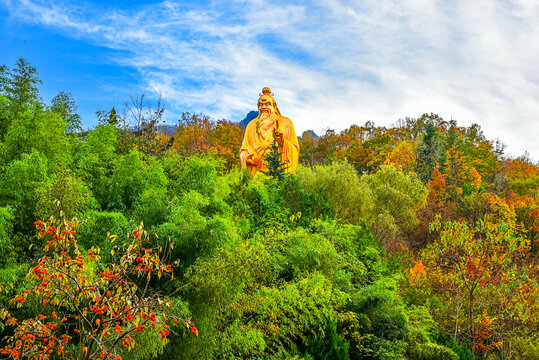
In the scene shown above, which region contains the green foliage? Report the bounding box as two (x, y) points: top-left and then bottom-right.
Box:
(156, 191), (240, 268)
(173, 156), (222, 198)
(278, 228), (341, 282)
(107, 151), (167, 211)
(410, 342), (458, 360)
(311, 220), (383, 287)
(1, 106), (71, 170)
(296, 162), (374, 224)
(277, 175), (334, 223)
(73, 124), (118, 207)
(0, 207), (15, 266)
(0, 150), (48, 233)
(228, 274), (347, 356)
(50, 91), (82, 134)
(406, 307), (459, 360)
(510, 174), (539, 197)
(77, 210), (129, 258)
(0, 60), (71, 168)
(261, 138), (289, 181)
(185, 237), (276, 310)
(361, 165), (428, 243)
(215, 320), (268, 358)
(0, 58), (41, 119)
(0, 94), (9, 141)
(434, 335), (476, 360)
(179, 239), (276, 358)
(303, 319), (350, 360)
(505, 330), (539, 360)
(35, 171), (97, 220)
(225, 173), (285, 231)
(0, 262), (29, 331)
(416, 116), (443, 183)
(131, 187), (169, 229)
(121, 329), (165, 360)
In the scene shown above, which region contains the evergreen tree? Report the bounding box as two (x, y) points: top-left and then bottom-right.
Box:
(416, 119), (442, 183)
(261, 137), (289, 181)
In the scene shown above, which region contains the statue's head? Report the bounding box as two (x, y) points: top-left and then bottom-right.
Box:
(257, 87), (280, 117)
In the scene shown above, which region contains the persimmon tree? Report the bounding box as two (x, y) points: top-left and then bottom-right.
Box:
(0, 219), (196, 360)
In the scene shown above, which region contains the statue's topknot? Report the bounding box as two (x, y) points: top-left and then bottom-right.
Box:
(260, 87), (273, 96)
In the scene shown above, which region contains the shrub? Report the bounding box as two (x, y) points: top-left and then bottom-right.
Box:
(279, 228), (341, 282)
(411, 343), (458, 360)
(296, 163), (374, 225)
(35, 171), (97, 220)
(174, 156), (222, 198)
(107, 151), (167, 211)
(131, 187), (169, 229)
(156, 191), (239, 268)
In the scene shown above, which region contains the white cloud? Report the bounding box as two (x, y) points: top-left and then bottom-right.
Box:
(3, 0), (539, 159)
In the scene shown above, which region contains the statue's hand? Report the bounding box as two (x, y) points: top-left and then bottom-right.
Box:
(274, 131), (284, 145)
(246, 154), (262, 166)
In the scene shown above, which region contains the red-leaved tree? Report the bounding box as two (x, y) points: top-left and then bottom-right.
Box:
(1, 219), (196, 360)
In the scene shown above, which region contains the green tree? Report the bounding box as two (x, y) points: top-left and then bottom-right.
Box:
(1, 105), (71, 170)
(296, 162), (374, 225)
(415, 115), (443, 183)
(0, 207), (15, 266)
(73, 123), (118, 208)
(1, 58), (42, 115)
(261, 138), (289, 181)
(50, 91), (83, 134)
(106, 151), (167, 211)
(0, 150), (48, 234)
(361, 165), (428, 246)
(35, 170), (97, 220)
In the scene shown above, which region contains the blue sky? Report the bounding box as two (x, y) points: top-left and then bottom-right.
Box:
(1, 0), (538, 160)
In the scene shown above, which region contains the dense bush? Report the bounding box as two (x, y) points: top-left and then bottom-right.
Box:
(296, 162), (373, 224)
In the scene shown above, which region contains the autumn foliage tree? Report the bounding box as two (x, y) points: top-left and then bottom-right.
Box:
(173, 113), (243, 170)
(411, 216), (538, 357)
(0, 219), (196, 360)
(502, 156), (539, 251)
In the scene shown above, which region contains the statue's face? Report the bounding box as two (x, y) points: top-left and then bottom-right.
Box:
(258, 95), (276, 118)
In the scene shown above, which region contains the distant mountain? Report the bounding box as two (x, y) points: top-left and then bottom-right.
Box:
(302, 130), (319, 139)
(238, 110), (258, 128)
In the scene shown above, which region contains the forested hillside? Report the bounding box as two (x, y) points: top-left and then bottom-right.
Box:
(0, 59), (537, 360)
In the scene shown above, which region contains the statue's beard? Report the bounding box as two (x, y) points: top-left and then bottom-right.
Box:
(260, 109), (275, 121)
(256, 110), (276, 144)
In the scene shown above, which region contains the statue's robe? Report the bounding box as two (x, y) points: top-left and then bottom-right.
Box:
(240, 114), (300, 176)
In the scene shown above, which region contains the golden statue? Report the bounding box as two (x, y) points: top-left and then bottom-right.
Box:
(240, 87), (300, 176)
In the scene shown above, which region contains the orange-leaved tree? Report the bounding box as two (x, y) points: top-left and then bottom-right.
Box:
(210, 119), (244, 171)
(411, 216), (538, 357)
(0, 219), (196, 360)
